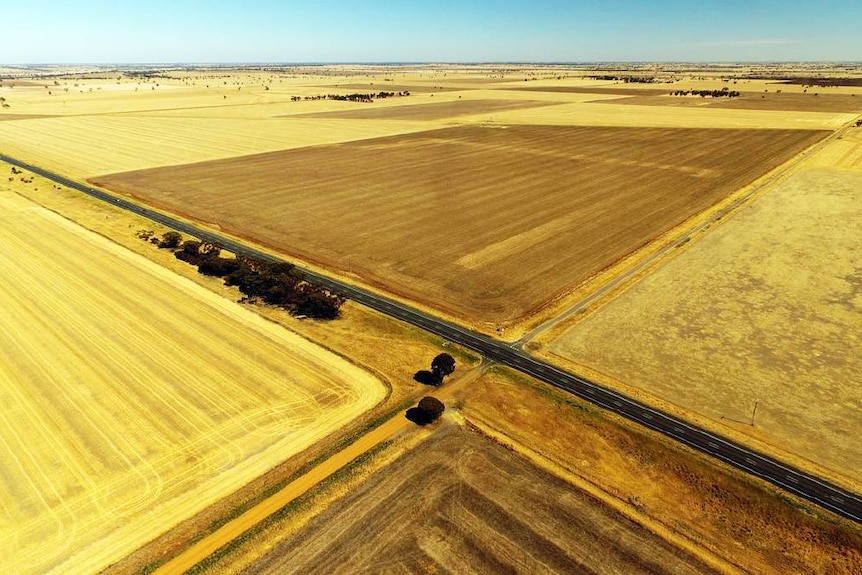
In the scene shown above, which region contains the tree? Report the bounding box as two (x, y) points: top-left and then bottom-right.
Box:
(157, 231), (182, 249)
(431, 353), (456, 378)
(406, 396), (445, 425)
(418, 396), (445, 419)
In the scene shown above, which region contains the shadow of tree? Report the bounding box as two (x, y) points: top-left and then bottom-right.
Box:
(405, 407), (433, 425)
(413, 370), (442, 386)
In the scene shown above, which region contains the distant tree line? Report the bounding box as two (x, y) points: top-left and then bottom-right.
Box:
(125, 70), (174, 80)
(138, 230), (345, 319)
(587, 75), (657, 83)
(670, 88), (740, 98)
(289, 91), (409, 103)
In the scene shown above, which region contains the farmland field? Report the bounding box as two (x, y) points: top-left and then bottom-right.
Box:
(606, 92), (862, 113)
(0, 115), (433, 176)
(299, 98), (561, 120)
(242, 426), (716, 574)
(92, 125), (827, 326)
(0, 190), (385, 574)
(544, 166), (862, 484)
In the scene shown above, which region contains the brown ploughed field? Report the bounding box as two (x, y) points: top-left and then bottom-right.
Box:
(505, 85), (669, 96)
(296, 98), (560, 120)
(241, 426), (716, 575)
(92, 125), (827, 327)
(608, 92), (862, 113)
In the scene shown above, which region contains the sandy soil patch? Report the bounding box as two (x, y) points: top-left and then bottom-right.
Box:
(0, 190), (385, 574)
(91, 125), (826, 328)
(545, 168), (862, 483)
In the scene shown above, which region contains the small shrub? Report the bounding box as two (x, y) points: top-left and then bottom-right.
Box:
(157, 231), (182, 249)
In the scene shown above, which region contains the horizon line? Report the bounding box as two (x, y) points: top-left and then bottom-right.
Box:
(3, 60), (862, 68)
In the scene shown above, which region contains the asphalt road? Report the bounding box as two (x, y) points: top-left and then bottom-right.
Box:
(3, 152), (860, 524)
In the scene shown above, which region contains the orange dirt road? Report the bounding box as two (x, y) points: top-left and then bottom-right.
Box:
(154, 366), (481, 574)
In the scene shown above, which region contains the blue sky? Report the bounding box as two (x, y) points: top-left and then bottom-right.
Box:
(2, 1), (859, 63)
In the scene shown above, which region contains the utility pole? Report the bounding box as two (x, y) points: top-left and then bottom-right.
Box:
(750, 400), (759, 426)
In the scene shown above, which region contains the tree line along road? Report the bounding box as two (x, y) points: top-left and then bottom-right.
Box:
(1, 152), (859, 524)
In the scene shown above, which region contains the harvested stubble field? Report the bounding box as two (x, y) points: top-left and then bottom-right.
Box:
(462, 368), (862, 574)
(0, 190), (385, 574)
(298, 98), (561, 120)
(479, 100), (854, 130)
(241, 426), (716, 575)
(545, 167), (862, 484)
(0, 115), (433, 176)
(92, 125), (827, 327)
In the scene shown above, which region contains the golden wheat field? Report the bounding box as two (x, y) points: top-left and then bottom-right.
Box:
(92, 125), (827, 327)
(545, 163), (862, 485)
(0, 189), (385, 574)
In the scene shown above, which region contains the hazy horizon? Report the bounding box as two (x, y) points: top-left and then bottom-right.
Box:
(4, 60), (862, 67)
(2, 1), (860, 64)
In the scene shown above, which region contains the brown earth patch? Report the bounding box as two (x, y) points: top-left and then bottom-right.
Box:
(240, 425), (717, 575)
(91, 125), (827, 327)
(324, 83), (460, 93)
(294, 98), (560, 120)
(606, 92), (862, 113)
(504, 85), (669, 96)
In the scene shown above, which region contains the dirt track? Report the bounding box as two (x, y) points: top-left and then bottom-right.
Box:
(154, 366), (481, 574)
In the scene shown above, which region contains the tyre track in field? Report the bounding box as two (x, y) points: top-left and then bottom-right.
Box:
(0, 191), (387, 574)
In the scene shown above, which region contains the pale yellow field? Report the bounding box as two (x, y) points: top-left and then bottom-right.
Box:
(477, 100), (855, 130)
(806, 124), (862, 171)
(0, 115), (435, 176)
(544, 160), (862, 485)
(0, 189), (385, 574)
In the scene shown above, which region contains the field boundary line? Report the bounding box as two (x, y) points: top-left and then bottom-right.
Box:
(151, 364), (481, 574)
(466, 415), (744, 575)
(518, 121), (857, 345)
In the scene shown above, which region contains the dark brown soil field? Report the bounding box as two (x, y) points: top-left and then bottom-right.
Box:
(504, 85), (669, 96)
(92, 125), (827, 326)
(776, 77), (862, 87)
(327, 83), (460, 93)
(241, 426), (717, 575)
(296, 98), (560, 120)
(607, 92), (862, 113)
